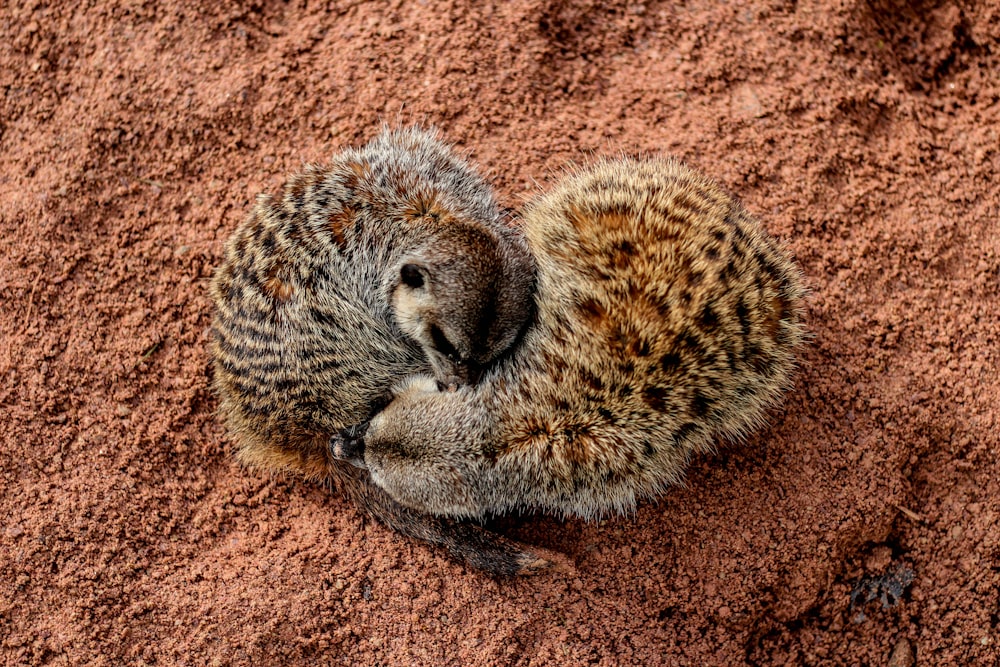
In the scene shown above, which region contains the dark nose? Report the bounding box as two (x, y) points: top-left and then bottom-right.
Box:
(330, 422), (368, 469)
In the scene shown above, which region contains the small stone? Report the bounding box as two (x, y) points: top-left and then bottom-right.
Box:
(731, 84), (765, 119)
(865, 546), (892, 572)
(887, 638), (915, 667)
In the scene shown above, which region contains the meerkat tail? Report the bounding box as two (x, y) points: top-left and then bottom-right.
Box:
(331, 462), (550, 577)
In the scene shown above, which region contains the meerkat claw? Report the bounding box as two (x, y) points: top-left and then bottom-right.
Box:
(331, 423), (368, 469)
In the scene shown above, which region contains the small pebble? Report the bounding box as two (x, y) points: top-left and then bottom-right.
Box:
(887, 637), (915, 667)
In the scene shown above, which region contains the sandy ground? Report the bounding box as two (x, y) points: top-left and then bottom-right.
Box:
(2, 0), (998, 664)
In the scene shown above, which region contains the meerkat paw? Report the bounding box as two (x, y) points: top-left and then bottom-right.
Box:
(330, 422), (368, 469)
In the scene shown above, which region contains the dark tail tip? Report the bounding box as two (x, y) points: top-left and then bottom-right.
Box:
(441, 525), (567, 578)
(514, 553), (553, 576)
(332, 463), (568, 578)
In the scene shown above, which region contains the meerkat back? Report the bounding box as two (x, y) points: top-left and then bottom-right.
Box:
(524, 156), (805, 444)
(499, 157), (806, 513)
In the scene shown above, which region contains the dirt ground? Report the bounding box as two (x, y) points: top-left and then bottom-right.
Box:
(2, 0), (998, 664)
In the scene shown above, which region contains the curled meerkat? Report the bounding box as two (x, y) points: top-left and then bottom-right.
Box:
(335, 156), (806, 521)
(210, 127), (543, 574)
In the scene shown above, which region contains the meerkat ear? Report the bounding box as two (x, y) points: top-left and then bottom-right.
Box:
(400, 263), (428, 289)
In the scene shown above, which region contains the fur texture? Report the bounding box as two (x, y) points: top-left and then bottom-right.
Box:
(346, 156), (807, 520)
(210, 127), (540, 574)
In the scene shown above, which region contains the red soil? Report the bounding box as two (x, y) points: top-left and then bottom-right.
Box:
(2, 1), (998, 664)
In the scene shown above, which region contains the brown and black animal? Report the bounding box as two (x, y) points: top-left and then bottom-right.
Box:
(210, 127), (542, 574)
(335, 156), (806, 523)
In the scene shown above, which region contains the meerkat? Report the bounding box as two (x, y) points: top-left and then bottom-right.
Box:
(209, 127), (544, 574)
(334, 155), (806, 522)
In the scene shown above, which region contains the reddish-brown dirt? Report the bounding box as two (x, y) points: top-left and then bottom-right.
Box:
(2, 1), (998, 664)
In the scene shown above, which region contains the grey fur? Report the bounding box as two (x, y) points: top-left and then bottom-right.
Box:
(210, 127), (542, 575)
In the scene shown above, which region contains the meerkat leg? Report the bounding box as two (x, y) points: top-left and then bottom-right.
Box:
(330, 462), (550, 577)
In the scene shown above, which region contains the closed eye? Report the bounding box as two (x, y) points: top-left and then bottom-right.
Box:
(429, 325), (460, 360)
(400, 264), (425, 289)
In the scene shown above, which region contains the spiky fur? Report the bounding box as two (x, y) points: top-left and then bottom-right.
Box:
(210, 127), (540, 574)
(355, 156), (807, 520)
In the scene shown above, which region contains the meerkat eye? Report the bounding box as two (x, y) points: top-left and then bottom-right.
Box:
(400, 264), (425, 289)
(429, 324), (460, 360)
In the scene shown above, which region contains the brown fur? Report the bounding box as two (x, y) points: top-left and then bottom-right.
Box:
(344, 156), (807, 523)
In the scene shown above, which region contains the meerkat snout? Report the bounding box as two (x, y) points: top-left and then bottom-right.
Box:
(390, 258), (477, 387)
(390, 222), (536, 389)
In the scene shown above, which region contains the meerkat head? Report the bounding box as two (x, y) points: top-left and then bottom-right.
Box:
(331, 376), (489, 518)
(390, 222), (535, 389)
